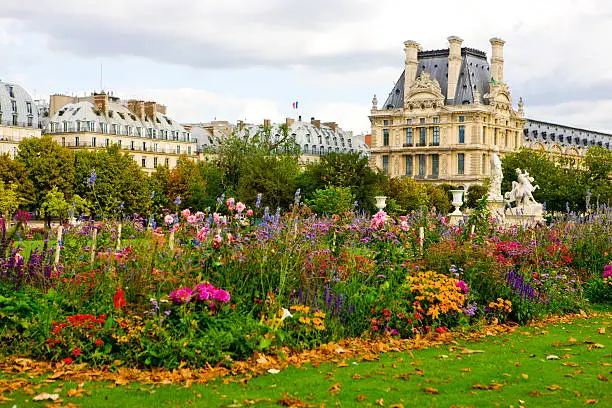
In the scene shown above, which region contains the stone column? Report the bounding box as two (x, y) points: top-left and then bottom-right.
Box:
(403, 41), (420, 106)
(490, 38), (505, 83)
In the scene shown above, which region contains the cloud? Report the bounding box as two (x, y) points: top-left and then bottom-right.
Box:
(115, 86), (286, 125)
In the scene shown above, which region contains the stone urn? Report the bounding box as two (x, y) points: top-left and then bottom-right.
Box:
(449, 190), (464, 216)
(374, 196), (387, 210)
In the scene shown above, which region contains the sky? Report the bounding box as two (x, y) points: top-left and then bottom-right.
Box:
(2, 0), (612, 134)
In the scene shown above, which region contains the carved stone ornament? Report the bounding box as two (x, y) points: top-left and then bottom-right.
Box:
(405, 72), (445, 106)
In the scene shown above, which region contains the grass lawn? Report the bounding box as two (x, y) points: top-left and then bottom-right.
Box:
(1, 308), (611, 407)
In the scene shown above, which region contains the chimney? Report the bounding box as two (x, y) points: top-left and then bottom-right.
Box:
(490, 37), (505, 83)
(286, 117), (295, 127)
(144, 101), (157, 120)
(156, 104), (167, 115)
(323, 122), (337, 132)
(263, 119), (271, 128)
(93, 93), (109, 115)
(403, 40), (420, 104)
(311, 118), (320, 129)
(446, 36), (463, 101)
(127, 100), (145, 119)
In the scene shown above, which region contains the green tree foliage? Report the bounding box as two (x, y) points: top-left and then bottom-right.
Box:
(297, 153), (384, 212)
(39, 186), (87, 225)
(425, 184), (452, 214)
(0, 181), (21, 220)
(197, 161), (225, 211)
(582, 146), (612, 207)
(166, 157), (207, 210)
(0, 154), (35, 207)
(149, 165), (171, 213)
(237, 155), (300, 210)
(381, 177), (429, 215)
(214, 124), (301, 210)
(74, 145), (151, 217)
(306, 185), (355, 216)
(465, 184), (489, 209)
(16, 136), (75, 211)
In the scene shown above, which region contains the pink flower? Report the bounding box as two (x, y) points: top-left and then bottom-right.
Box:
(193, 283), (214, 301)
(181, 209), (191, 218)
(186, 215), (197, 224)
(196, 227), (209, 241)
(195, 211), (205, 220)
(212, 289), (231, 303)
(370, 210), (389, 229)
(604, 264), (612, 279)
(400, 220), (409, 232)
(226, 197), (235, 210)
(164, 214), (174, 225)
(235, 202), (246, 213)
(227, 233), (234, 243)
(246, 209), (254, 217)
(169, 287), (193, 304)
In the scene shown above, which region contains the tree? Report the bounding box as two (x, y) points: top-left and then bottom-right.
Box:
(0, 154), (35, 207)
(382, 177), (429, 214)
(465, 184), (489, 209)
(306, 185), (355, 216)
(236, 154), (300, 210)
(73, 145), (151, 218)
(16, 136), (75, 212)
(582, 146), (612, 208)
(0, 181), (21, 220)
(166, 157), (207, 210)
(39, 187), (87, 227)
(297, 153), (385, 213)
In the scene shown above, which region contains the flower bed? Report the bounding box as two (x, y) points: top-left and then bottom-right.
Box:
(0, 203), (610, 369)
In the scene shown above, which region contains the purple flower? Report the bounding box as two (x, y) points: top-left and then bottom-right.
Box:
(456, 280), (469, 295)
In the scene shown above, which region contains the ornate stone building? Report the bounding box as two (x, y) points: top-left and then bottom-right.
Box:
(524, 119), (612, 156)
(370, 36), (525, 188)
(45, 92), (198, 174)
(0, 80), (42, 157)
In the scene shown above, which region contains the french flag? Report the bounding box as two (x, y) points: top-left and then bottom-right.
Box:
(292, 101), (298, 109)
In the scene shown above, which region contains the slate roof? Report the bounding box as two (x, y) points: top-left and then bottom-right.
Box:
(382, 48), (491, 109)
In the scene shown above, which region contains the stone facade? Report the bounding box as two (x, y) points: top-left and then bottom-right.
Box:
(370, 36), (525, 189)
(45, 93), (198, 174)
(0, 81), (42, 157)
(524, 119), (612, 157)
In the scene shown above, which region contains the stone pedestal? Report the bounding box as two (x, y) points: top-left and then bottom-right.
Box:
(486, 199), (505, 222)
(504, 203), (544, 225)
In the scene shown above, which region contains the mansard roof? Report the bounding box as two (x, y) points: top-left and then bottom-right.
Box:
(382, 48), (491, 110)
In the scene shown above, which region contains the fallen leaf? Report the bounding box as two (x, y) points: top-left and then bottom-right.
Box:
(528, 391), (542, 397)
(521, 374), (529, 379)
(357, 394), (367, 402)
(337, 361), (349, 368)
(267, 369), (280, 374)
(376, 398), (384, 406)
(598, 328), (606, 334)
(461, 349), (485, 354)
(546, 384), (563, 391)
(568, 337), (577, 343)
(388, 405), (405, 408)
(329, 383), (342, 396)
(563, 362), (579, 367)
(546, 355), (560, 360)
(597, 374), (608, 382)
(584, 399), (598, 405)
(460, 368), (471, 372)
(593, 344), (605, 349)
(421, 387), (438, 394)
(33, 393), (60, 401)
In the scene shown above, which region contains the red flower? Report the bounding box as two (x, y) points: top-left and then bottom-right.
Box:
(95, 339), (103, 347)
(114, 288), (126, 309)
(72, 348), (82, 357)
(63, 357), (73, 365)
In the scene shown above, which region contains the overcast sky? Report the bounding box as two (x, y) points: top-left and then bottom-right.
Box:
(2, 0), (611, 134)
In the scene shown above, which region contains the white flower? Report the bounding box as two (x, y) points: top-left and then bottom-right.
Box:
(280, 308), (293, 321)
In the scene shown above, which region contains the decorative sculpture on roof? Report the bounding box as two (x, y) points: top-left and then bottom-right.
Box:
(409, 72), (442, 94)
(504, 168), (539, 207)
